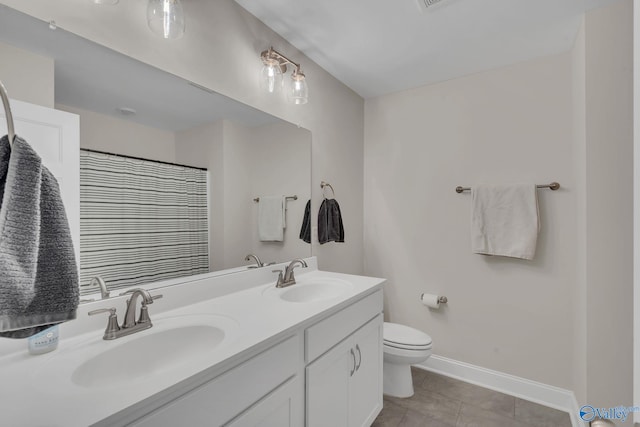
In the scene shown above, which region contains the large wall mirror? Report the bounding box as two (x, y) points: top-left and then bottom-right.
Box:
(0, 5), (312, 299)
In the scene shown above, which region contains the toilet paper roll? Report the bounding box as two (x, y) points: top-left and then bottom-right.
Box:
(421, 293), (441, 309)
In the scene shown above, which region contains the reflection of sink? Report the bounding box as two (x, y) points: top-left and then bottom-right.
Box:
(72, 324), (225, 388)
(265, 278), (352, 303)
(35, 314), (238, 391)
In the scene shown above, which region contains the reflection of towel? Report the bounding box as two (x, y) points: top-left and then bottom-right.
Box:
(299, 200), (311, 243)
(318, 198), (344, 244)
(471, 183), (540, 260)
(0, 135), (79, 338)
(259, 196), (285, 242)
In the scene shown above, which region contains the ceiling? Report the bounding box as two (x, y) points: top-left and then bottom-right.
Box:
(235, 0), (623, 99)
(0, 5), (277, 131)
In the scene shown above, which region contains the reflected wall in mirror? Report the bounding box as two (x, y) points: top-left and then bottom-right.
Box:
(0, 5), (312, 298)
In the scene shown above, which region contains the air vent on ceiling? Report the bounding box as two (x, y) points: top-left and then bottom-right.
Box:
(415, 0), (447, 13)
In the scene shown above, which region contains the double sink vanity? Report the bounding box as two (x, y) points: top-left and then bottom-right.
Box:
(0, 257), (385, 427)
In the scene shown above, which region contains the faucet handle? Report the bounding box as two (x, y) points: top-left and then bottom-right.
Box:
(137, 294), (162, 324)
(88, 307), (120, 340)
(88, 307), (116, 316)
(272, 269), (284, 285)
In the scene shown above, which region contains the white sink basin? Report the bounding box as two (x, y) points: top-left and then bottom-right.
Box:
(35, 314), (238, 391)
(72, 324), (225, 388)
(264, 277), (353, 303)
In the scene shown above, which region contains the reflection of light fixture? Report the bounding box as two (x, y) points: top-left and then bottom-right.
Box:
(147, 0), (185, 39)
(90, 0), (119, 4)
(260, 47), (308, 105)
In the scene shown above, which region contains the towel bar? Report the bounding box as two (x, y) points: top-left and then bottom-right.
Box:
(455, 182), (560, 194)
(253, 195), (298, 203)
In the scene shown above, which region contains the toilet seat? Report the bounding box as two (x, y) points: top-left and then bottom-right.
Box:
(383, 322), (432, 350)
(384, 341), (432, 351)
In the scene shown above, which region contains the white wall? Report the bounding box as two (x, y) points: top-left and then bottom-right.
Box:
(176, 119), (312, 270)
(364, 50), (580, 391)
(364, 0), (634, 413)
(176, 120), (225, 271)
(635, 0), (640, 420)
(222, 120), (254, 268)
(2, 0), (365, 275)
(585, 0), (634, 417)
(249, 121), (311, 264)
(0, 41), (54, 108)
(57, 105), (177, 164)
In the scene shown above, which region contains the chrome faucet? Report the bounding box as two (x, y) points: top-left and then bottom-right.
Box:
(89, 276), (110, 299)
(245, 254), (275, 268)
(273, 259), (308, 288)
(88, 288), (162, 340)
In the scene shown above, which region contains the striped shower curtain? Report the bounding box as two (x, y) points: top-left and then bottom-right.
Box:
(79, 150), (209, 296)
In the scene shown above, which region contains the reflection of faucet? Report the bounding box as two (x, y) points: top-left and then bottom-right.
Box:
(273, 259), (308, 288)
(245, 254), (263, 268)
(88, 288), (163, 340)
(89, 276), (110, 299)
(244, 254), (276, 268)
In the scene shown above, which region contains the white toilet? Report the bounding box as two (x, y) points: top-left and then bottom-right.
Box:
(383, 322), (432, 398)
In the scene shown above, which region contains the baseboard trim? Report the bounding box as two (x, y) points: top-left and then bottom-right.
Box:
(415, 355), (587, 427)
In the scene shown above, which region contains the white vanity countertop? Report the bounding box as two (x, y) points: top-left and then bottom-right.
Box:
(0, 260), (384, 427)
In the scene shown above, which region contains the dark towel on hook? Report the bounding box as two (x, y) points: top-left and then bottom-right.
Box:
(318, 198), (344, 244)
(299, 200), (311, 243)
(0, 135), (79, 339)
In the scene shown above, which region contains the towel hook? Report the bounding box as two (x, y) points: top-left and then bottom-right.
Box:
(321, 181), (335, 199)
(0, 80), (15, 148)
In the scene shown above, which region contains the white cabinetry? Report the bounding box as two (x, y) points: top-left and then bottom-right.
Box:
(304, 290), (384, 427)
(107, 288), (383, 427)
(130, 336), (302, 427)
(306, 315), (383, 427)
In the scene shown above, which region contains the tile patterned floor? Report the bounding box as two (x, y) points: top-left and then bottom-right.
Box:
(373, 368), (573, 427)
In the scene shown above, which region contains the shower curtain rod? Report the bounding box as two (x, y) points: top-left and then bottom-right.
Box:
(455, 182), (560, 193)
(0, 80), (15, 148)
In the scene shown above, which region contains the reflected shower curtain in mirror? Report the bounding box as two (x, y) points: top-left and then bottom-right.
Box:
(79, 150), (209, 296)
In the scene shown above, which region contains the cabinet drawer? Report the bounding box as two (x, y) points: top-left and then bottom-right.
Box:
(305, 290), (382, 363)
(132, 335), (300, 427)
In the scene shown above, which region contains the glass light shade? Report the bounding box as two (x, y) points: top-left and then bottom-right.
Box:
(260, 60), (284, 94)
(289, 74), (308, 105)
(147, 0), (185, 40)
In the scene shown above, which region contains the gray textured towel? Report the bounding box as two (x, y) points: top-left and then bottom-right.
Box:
(0, 135), (78, 338)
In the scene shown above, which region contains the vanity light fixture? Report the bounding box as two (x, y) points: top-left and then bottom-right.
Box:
(147, 0), (185, 39)
(260, 47), (309, 105)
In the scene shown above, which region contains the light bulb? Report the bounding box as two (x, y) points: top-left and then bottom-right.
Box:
(260, 59), (283, 94)
(289, 72), (308, 105)
(147, 0), (185, 39)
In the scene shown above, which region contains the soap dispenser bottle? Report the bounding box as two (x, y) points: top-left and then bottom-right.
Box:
(27, 325), (59, 355)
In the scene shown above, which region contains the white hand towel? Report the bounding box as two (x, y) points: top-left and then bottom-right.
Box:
(259, 196), (285, 242)
(471, 183), (540, 260)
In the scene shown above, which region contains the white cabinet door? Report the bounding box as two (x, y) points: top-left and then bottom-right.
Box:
(226, 377), (303, 427)
(306, 337), (353, 427)
(306, 314), (383, 427)
(349, 315), (383, 427)
(0, 99), (80, 263)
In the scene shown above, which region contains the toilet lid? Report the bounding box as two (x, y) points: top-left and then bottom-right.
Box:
(383, 322), (432, 347)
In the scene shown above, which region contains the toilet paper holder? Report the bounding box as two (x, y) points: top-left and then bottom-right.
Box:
(421, 294), (448, 304)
